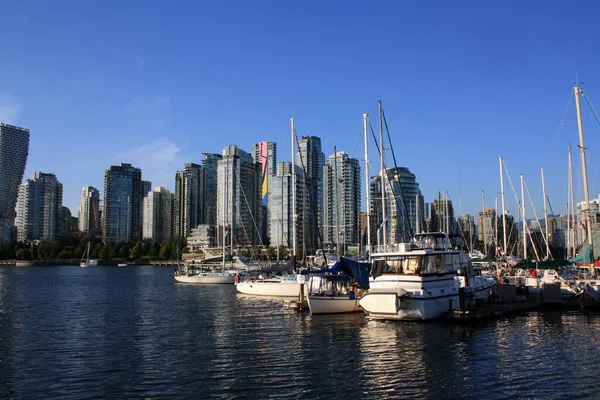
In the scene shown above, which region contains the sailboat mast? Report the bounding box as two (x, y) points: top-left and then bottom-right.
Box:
(574, 85), (594, 247)
(521, 174), (527, 259)
(568, 144), (575, 258)
(222, 160), (228, 270)
(363, 113), (371, 253)
(415, 195), (420, 234)
(495, 196), (499, 256)
(541, 167), (550, 259)
(499, 156), (507, 255)
(481, 191), (486, 252)
(334, 145), (341, 258)
(379, 101), (387, 246)
(291, 117), (297, 258)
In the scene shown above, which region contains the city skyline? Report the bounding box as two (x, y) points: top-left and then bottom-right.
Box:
(4, 2), (600, 220)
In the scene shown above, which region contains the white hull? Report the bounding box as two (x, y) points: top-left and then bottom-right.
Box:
(360, 275), (495, 321)
(308, 296), (362, 314)
(236, 280), (307, 297)
(80, 259), (98, 268)
(175, 273), (235, 284)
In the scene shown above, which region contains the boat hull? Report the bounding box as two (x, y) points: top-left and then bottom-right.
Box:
(175, 273), (235, 284)
(308, 296), (362, 314)
(236, 281), (307, 297)
(359, 291), (458, 320)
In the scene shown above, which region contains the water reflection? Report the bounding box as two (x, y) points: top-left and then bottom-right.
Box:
(0, 266), (599, 399)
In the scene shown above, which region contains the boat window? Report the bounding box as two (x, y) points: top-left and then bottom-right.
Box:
(400, 257), (422, 274)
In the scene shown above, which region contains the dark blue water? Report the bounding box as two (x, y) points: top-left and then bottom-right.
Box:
(1, 266), (599, 399)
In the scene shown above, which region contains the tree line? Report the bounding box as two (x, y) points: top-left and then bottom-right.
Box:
(0, 236), (189, 261)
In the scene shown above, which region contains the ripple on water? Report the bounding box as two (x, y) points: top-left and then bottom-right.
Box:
(1, 266), (600, 399)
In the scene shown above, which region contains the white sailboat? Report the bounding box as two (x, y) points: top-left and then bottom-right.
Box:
(80, 241), (98, 268)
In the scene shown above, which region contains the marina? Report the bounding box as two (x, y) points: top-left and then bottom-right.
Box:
(1, 264), (599, 398)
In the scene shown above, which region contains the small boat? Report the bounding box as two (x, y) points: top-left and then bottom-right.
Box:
(307, 257), (371, 314)
(307, 275), (362, 314)
(235, 274), (307, 296)
(117, 262), (128, 267)
(80, 241), (98, 268)
(175, 264), (236, 284)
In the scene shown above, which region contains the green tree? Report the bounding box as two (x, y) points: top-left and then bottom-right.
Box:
(109, 244), (120, 259)
(149, 241), (159, 258)
(159, 242), (172, 259)
(58, 248), (72, 259)
(16, 248), (32, 260)
(50, 241), (61, 259)
(277, 245), (289, 259)
(130, 241), (144, 259)
(99, 246), (109, 260)
(118, 244), (130, 259)
(265, 246), (276, 260)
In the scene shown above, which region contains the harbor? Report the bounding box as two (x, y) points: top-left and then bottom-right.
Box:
(1, 264), (599, 399)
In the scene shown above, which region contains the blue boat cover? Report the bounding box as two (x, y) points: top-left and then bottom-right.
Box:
(329, 257), (371, 288)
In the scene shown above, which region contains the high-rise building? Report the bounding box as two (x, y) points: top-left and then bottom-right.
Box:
(430, 197), (456, 235)
(0, 123), (30, 245)
(102, 163), (142, 244)
(143, 187), (174, 243)
(296, 136), (324, 252)
(268, 162), (299, 249)
(217, 145), (261, 247)
(477, 208), (496, 247)
(78, 186), (101, 236)
(370, 167), (425, 245)
(252, 141), (277, 245)
(16, 172), (63, 242)
(458, 213), (476, 247)
(174, 163), (203, 239)
(202, 153), (222, 226)
(322, 151), (361, 250)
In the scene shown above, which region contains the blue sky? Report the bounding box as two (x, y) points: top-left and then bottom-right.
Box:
(2, 1), (600, 222)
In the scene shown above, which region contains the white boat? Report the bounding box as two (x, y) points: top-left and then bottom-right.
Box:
(307, 275), (363, 314)
(359, 232), (496, 321)
(117, 262), (128, 267)
(175, 267), (236, 284)
(80, 241), (98, 268)
(235, 274), (308, 297)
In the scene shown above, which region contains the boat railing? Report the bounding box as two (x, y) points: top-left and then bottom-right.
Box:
(373, 243), (410, 253)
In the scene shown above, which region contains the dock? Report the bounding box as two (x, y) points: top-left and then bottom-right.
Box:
(282, 299), (309, 310)
(445, 298), (540, 321)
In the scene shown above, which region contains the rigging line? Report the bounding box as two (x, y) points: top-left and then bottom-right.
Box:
(232, 162), (263, 246)
(551, 90), (574, 159)
(501, 162), (524, 248)
(368, 119), (410, 242)
(523, 179), (551, 260)
(581, 89), (600, 130)
(545, 197), (564, 249)
(294, 131), (326, 260)
(382, 107), (413, 240)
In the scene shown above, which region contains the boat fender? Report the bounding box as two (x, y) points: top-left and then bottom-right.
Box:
(234, 275), (239, 285)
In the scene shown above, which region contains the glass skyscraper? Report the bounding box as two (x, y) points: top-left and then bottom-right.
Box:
(143, 186), (173, 244)
(323, 151), (361, 249)
(0, 123), (30, 245)
(78, 186), (101, 236)
(296, 136), (324, 253)
(103, 163), (143, 244)
(174, 163), (202, 239)
(370, 166), (425, 245)
(16, 172), (63, 242)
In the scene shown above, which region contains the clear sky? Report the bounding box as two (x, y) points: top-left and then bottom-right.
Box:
(2, 0), (600, 222)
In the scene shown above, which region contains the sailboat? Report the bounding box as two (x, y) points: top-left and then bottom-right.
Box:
(80, 241), (98, 267)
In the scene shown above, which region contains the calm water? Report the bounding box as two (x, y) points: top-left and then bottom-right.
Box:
(1, 266), (599, 399)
